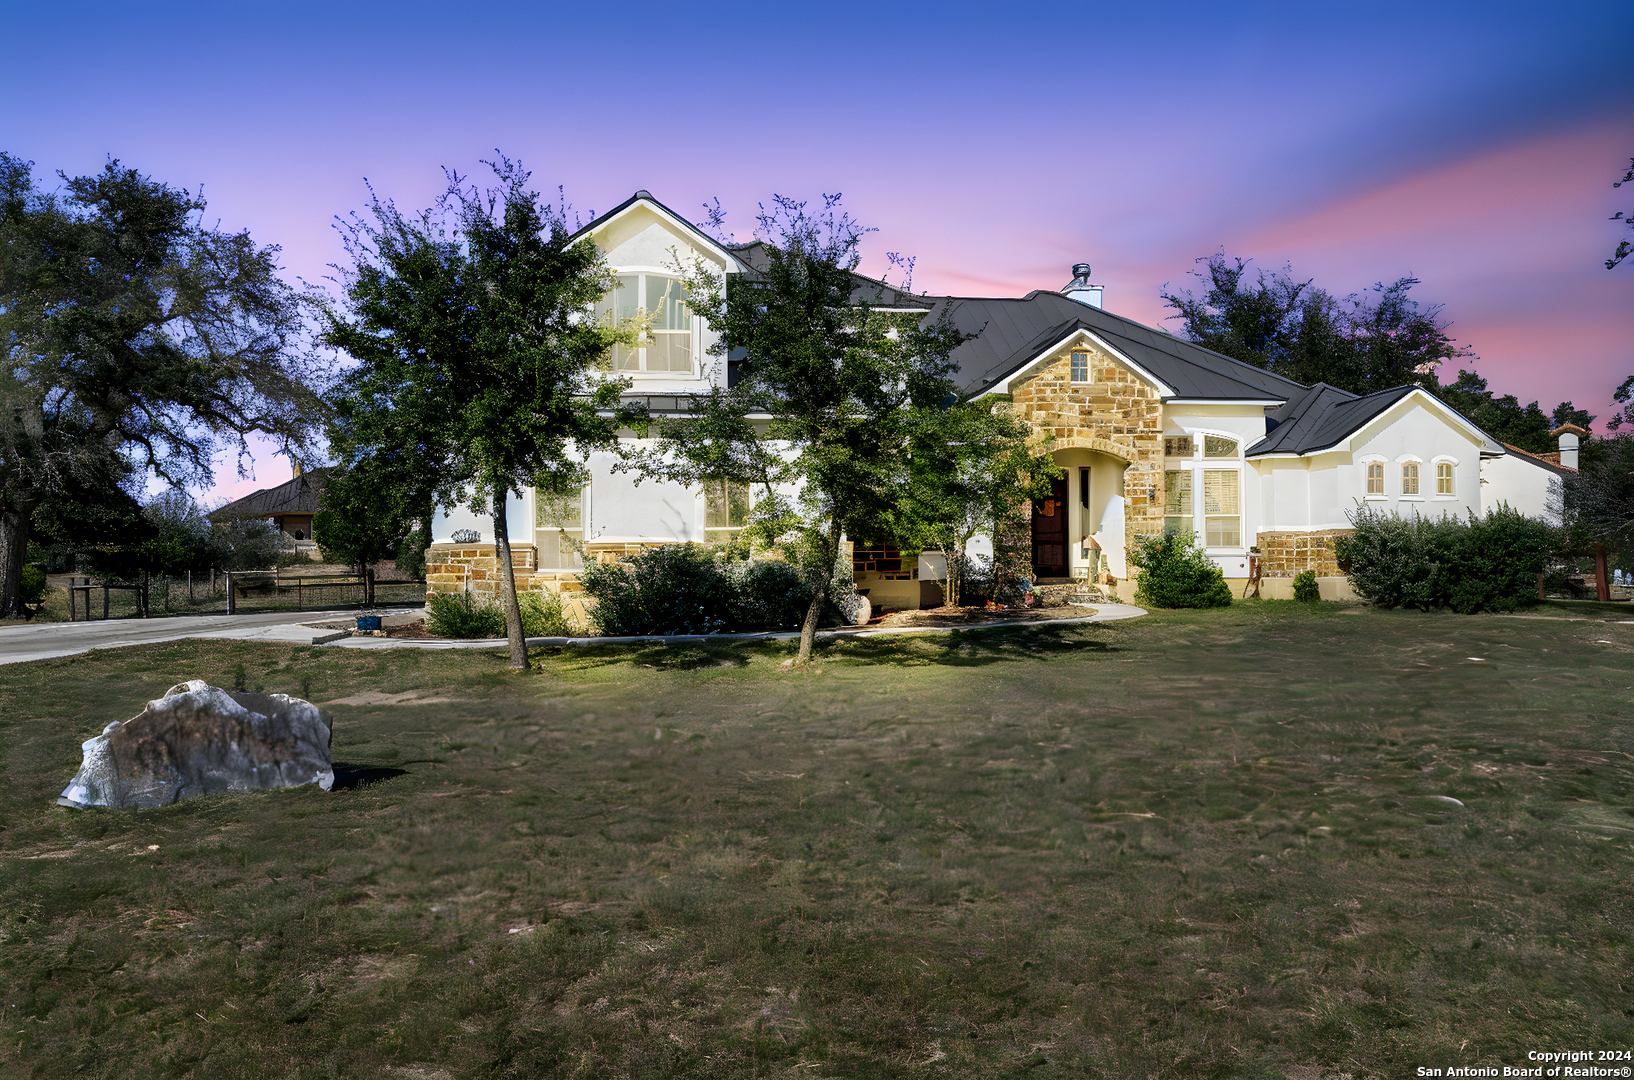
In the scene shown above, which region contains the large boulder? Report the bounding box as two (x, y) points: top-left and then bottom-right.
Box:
(58, 680), (333, 809)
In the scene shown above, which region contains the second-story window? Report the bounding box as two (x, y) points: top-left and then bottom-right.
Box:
(1070, 351), (1089, 382)
(600, 274), (693, 373)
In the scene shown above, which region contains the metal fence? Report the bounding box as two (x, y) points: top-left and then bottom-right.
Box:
(63, 571), (426, 620)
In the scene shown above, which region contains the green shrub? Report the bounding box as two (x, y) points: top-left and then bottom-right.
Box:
(1333, 504), (1557, 613)
(579, 545), (820, 636)
(726, 559), (812, 630)
(1128, 532), (1233, 609)
(1292, 569), (1321, 602)
(20, 565), (49, 607)
(425, 592), (507, 638)
(580, 544), (738, 636)
(518, 591), (573, 637)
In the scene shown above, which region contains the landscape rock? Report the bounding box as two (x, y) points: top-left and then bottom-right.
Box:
(58, 680), (333, 810)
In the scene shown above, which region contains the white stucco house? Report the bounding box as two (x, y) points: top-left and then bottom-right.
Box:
(427, 191), (1572, 608)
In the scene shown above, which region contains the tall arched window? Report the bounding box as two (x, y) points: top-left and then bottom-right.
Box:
(599, 274), (693, 372)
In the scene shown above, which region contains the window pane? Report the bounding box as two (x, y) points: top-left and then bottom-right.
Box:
(1437, 462), (1453, 494)
(648, 276), (689, 331)
(1164, 436), (1193, 458)
(1203, 470), (1238, 515)
(1205, 517), (1240, 548)
(1165, 470), (1192, 516)
(535, 490), (582, 528)
(1203, 435), (1237, 458)
(650, 331), (692, 372)
(1367, 462), (1384, 494)
(1402, 463), (1419, 495)
(1164, 516), (1193, 537)
(1070, 351), (1089, 382)
(705, 479), (751, 530)
(614, 274), (640, 322)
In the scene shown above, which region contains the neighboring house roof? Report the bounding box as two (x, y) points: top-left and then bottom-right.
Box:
(209, 468), (330, 522)
(1501, 442), (1576, 476)
(924, 291), (1309, 402)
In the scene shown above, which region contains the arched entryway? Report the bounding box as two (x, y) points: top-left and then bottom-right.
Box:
(1032, 443), (1130, 581)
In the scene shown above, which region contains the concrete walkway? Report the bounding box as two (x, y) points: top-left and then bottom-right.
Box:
(0, 609), (423, 666)
(0, 603), (1147, 666)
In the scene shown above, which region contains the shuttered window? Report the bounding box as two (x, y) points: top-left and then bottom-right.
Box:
(1366, 462), (1384, 495)
(1203, 470), (1240, 548)
(1436, 462), (1453, 495)
(1402, 462), (1420, 495)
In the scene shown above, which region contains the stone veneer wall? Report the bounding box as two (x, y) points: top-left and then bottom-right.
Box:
(425, 543), (585, 601)
(1255, 530), (1352, 579)
(1007, 341), (1166, 541)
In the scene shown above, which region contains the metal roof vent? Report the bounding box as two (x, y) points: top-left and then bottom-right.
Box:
(1064, 263), (1103, 309)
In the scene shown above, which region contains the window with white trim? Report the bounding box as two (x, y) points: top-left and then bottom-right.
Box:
(1164, 435), (1193, 459)
(535, 487), (585, 569)
(1366, 461), (1384, 495)
(1402, 462), (1420, 495)
(1203, 470), (1241, 547)
(1070, 351), (1089, 383)
(1164, 470), (1193, 537)
(1436, 462), (1454, 495)
(598, 273), (693, 373)
(704, 478), (752, 543)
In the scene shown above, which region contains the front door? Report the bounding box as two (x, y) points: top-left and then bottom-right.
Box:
(1031, 474), (1069, 579)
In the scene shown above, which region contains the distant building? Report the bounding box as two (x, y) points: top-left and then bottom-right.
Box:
(209, 466), (329, 552)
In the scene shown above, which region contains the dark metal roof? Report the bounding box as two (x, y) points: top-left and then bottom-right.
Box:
(1247, 383), (1416, 456)
(925, 291), (1309, 402)
(566, 190), (740, 259)
(726, 240), (936, 310)
(209, 468), (330, 521)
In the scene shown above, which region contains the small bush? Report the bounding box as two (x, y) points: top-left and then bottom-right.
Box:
(518, 591), (573, 637)
(726, 559), (812, 630)
(580, 544), (738, 637)
(1292, 569), (1321, 602)
(1334, 504), (1557, 613)
(1128, 532), (1233, 609)
(425, 592), (507, 638)
(20, 565), (49, 608)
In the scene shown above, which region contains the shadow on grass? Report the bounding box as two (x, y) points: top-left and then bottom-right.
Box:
(536, 623), (1120, 673)
(329, 763), (409, 790)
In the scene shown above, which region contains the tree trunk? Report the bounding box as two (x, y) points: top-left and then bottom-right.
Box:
(796, 518), (842, 664)
(0, 504), (33, 619)
(1596, 543), (1610, 603)
(493, 508), (528, 669)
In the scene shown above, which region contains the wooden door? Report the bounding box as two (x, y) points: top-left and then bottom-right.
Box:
(1031, 474), (1069, 578)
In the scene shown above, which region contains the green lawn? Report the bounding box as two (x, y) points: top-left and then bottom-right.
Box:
(1, 602), (1631, 1079)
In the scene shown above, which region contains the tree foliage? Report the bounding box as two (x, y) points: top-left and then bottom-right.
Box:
(636, 194), (967, 661)
(1127, 532), (1233, 609)
(1561, 432), (1634, 560)
(323, 156), (637, 666)
(1608, 157), (1633, 271)
(0, 152), (327, 615)
(1160, 253), (1472, 395)
(314, 466), (429, 604)
(1434, 370), (1556, 454)
(1334, 504), (1557, 613)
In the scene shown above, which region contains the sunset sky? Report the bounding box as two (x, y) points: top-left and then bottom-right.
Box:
(1, 0), (1628, 502)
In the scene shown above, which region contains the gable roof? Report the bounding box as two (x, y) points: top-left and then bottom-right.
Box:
(726, 240), (936, 311)
(1248, 383), (1416, 456)
(568, 190), (746, 269)
(926, 291), (1308, 402)
(209, 468), (330, 522)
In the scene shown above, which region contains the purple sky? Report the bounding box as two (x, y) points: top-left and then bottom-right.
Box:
(2, 0), (1628, 502)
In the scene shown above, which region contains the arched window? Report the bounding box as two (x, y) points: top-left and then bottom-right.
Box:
(598, 274), (693, 372)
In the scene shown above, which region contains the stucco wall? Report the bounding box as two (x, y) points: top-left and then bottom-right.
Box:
(1480, 451), (1563, 522)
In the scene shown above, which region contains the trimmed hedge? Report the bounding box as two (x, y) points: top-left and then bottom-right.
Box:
(424, 590), (576, 638)
(1333, 505), (1556, 613)
(1128, 532), (1233, 609)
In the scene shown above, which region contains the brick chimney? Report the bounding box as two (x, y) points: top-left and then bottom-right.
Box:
(1551, 423), (1587, 470)
(1064, 263), (1103, 309)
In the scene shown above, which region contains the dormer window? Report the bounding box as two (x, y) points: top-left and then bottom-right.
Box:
(599, 273), (693, 373)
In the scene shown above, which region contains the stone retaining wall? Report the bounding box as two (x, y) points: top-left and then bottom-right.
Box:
(1255, 530), (1352, 579)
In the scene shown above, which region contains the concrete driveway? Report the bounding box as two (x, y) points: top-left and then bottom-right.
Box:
(0, 610), (420, 666)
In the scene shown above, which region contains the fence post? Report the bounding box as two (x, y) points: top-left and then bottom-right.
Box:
(227, 572), (236, 615)
(103, 584), (110, 620)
